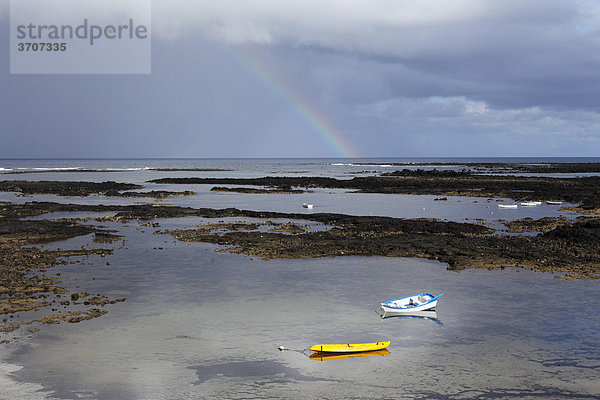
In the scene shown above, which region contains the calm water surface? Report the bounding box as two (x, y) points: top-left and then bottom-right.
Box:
(0, 159), (598, 399)
(0, 217), (597, 399)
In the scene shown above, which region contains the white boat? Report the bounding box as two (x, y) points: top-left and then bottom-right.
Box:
(546, 201), (563, 205)
(302, 203), (313, 209)
(498, 204), (518, 209)
(380, 293), (443, 317)
(520, 201), (541, 206)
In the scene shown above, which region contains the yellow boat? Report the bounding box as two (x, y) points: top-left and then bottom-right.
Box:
(310, 349), (390, 361)
(309, 341), (390, 353)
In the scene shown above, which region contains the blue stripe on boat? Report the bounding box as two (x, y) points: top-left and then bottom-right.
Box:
(381, 293), (443, 309)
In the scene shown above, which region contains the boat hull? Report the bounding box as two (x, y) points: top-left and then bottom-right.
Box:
(309, 341), (390, 353)
(380, 293), (443, 316)
(380, 301), (438, 316)
(520, 201), (541, 206)
(310, 349), (390, 361)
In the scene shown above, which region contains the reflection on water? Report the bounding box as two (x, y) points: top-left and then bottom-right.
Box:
(0, 158), (586, 224)
(0, 159), (599, 399)
(2, 220), (598, 399)
(188, 360), (331, 384)
(309, 349), (391, 362)
(379, 310), (442, 325)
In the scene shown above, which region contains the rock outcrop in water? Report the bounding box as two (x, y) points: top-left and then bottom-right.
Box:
(162, 211), (600, 280)
(0, 181), (193, 198)
(0, 180), (141, 196)
(5, 201), (587, 279)
(210, 186), (309, 194)
(0, 206), (123, 337)
(2, 167), (600, 337)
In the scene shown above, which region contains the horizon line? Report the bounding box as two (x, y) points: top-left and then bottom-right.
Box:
(1, 156), (598, 160)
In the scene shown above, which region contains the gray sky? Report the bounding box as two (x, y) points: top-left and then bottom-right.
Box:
(1, 0), (600, 158)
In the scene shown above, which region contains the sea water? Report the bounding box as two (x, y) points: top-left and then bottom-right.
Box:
(0, 158), (589, 223)
(0, 159), (599, 399)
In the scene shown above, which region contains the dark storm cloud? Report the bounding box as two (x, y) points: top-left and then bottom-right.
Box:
(1, 0), (599, 157)
(266, 10), (600, 112)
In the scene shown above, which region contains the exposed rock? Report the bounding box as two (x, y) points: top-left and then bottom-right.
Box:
(148, 174), (600, 210)
(0, 180), (141, 196)
(211, 186), (308, 194)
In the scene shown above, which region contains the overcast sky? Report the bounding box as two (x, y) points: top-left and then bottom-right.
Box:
(1, 0), (600, 158)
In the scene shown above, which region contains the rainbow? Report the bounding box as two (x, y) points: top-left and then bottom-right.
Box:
(220, 45), (361, 158)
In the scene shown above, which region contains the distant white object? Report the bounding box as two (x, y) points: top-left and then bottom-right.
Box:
(520, 201), (541, 206)
(546, 201), (563, 205)
(302, 203), (313, 209)
(498, 204), (518, 209)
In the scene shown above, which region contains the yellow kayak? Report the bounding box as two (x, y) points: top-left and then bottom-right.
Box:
(310, 349), (390, 361)
(309, 341), (390, 353)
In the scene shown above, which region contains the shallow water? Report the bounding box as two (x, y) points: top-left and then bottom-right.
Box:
(1, 216), (599, 399)
(0, 185), (579, 228)
(1, 159), (599, 399)
(0, 158), (588, 225)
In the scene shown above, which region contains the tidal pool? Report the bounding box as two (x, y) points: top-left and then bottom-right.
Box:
(1, 216), (599, 399)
